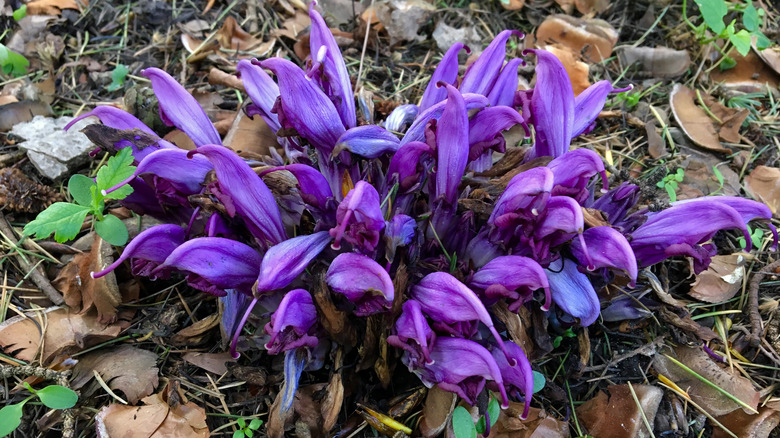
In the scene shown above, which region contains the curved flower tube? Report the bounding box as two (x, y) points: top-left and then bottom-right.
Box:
(572, 80), (615, 137)
(460, 30), (523, 96)
(326, 253), (394, 315)
(154, 237), (262, 296)
(261, 163), (333, 212)
(387, 300), (435, 365)
(487, 58), (525, 107)
(470, 255), (551, 311)
(329, 180), (385, 252)
(419, 42), (469, 112)
(332, 125), (400, 159)
(435, 83), (469, 206)
(102, 149), (213, 199)
(467, 106), (525, 171)
(387, 141), (433, 193)
(546, 258), (600, 326)
(264, 288), (319, 355)
(384, 104), (419, 133)
(401, 93), (489, 146)
(524, 49), (574, 159)
(91, 224), (185, 279)
(142, 68), (222, 147)
(547, 148), (608, 202)
(590, 181), (641, 226)
(237, 59), (281, 131)
(190, 145), (286, 248)
(570, 226), (638, 287)
(256, 231), (332, 293)
(489, 340), (533, 419)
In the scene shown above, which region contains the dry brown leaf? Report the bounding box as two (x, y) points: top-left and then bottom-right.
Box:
(754, 44), (780, 76)
(270, 10), (312, 41)
(499, 0), (525, 11)
(224, 111), (279, 159)
(553, 0), (575, 14)
(321, 369), (344, 433)
(699, 93), (749, 143)
(71, 345), (159, 404)
(0, 95), (18, 106)
(577, 384), (663, 438)
(574, 0), (609, 14)
(183, 16), (274, 61)
(53, 236), (125, 324)
(26, 0), (86, 15)
(169, 313), (220, 346)
(669, 84), (731, 154)
(487, 404), (569, 438)
(714, 407), (780, 438)
(545, 45), (590, 96)
(690, 254), (746, 303)
(659, 307), (719, 341)
(710, 50), (780, 92)
(745, 165), (780, 218)
(646, 120), (667, 159)
(675, 150), (740, 200)
(95, 384), (209, 438)
(420, 385), (457, 438)
(654, 346), (760, 416)
(372, 0), (437, 45)
(535, 15), (618, 62)
(619, 46), (691, 78)
(0, 100), (53, 131)
(0, 306), (127, 364)
(181, 352), (236, 375)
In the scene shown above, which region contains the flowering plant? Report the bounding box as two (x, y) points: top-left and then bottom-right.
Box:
(61, 3), (775, 433)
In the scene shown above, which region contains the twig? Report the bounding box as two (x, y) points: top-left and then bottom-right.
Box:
(747, 258), (780, 346)
(0, 212), (64, 305)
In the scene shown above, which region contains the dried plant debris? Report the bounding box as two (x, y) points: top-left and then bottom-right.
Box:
(577, 384), (663, 438)
(71, 344), (159, 404)
(745, 165), (780, 218)
(689, 254), (746, 303)
(0, 167), (63, 213)
(619, 46), (691, 78)
(535, 15), (618, 62)
(670, 84), (731, 153)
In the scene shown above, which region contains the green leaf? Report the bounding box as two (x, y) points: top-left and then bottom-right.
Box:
(694, 0), (727, 34)
(23, 203), (91, 243)
(742, 0), (759, 32)
(552, 336), (562, 348)
(237, 418), (246, 429)
(36, 385), (78, 409)
(107, 64), (130, 92)
(487, 396), (500, 428)
(754, 31), (771, 50)
(730, 29), (752, 56)
(532, 371), (546, 394)
(245, 429), (253, 438)
(0, 44), (30, 77)
(13, 5), (27, 21)
(719, 56), (737, 70)
(96, 148), (136, 201)
(95, 214), (129, 246)
(674, 168), (685, 181)
(665, 184), (677, 203)
(712, 166), (724, 187)
(232, 431), (245, 438)
(452, 406), (476, 438)
(0, 403), (25, 437)
(475, 417), (485, 435)
(68, 174), (97, 207)
(248, 419), (262, 430)
(751, 228), (764, 248)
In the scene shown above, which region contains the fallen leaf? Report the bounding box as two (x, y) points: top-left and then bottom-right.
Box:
(0, 100), (53, 131)
(646, 121), (667, 159)
(224, 111), (279, 159)
(709, 50), (780, 93)
(169, 313), (220, 347)
(181, 352), (236, 375)
(675, 151), (741, 200)
(654, 346), (760, 416)
(714, 407), (780, 438)
(95, 384), (209, 437)
(207, 67), (245, 92)
(321, 367), (344, 433)
(669, 84), (731, 154)
(574, 0), (609, 14)
(499, 0), (525, 11)
(754, 44), (780, 77)
(270, 10), (311, 41)
(745, 165), (780, 218)
(699, 92), (749, 143)
(690, 255), (746, 303)
(373, 0), (436, 45)
(419, 385), (457, 438)
(182, 16), (275, 61)
(577, 384), (663, 438)
(535, 15), (618, 62)
(493, 301), (535, 359)
(545, 44), (590, 95)
(487, 404), (569, 438)
(619, 46), (691, 78)
(71, 345), (159, 404)
(0, 306), (127, 364)
(26, 0), (86, 15)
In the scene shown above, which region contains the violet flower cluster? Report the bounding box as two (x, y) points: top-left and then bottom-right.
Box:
(70, 3), (776, 422)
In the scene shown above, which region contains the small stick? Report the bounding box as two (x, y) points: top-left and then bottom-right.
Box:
(0, 212), (64, 305)
(747, 258), (780, 346)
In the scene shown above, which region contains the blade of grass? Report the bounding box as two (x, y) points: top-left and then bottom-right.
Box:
(627, 382), (656, 438)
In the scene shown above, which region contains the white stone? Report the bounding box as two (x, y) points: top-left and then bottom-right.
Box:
(11, 115), (97, 180)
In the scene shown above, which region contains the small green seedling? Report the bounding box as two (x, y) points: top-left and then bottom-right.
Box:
(656, 168), (684, 203)
(552, 327), (577, 348)
(0, 383), (78, 437)
(686, 0), (770, 69)
(107, 64), (130, 92)
(233, 417), (263, 438)
(13, 5), (27, 21)
(738, 224), (764, 250)
(0, 44), (29, 77)
(452, 396), (501, 438)
(24, 148), (136, 246)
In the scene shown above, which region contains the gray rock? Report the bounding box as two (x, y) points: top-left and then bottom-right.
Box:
(433, 22), (481, 52)
(374, 0), (436, 45)
(11, 115), (97, 180)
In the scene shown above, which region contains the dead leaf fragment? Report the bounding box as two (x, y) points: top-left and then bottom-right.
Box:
(709, 50), (780, 93)
(745, 165), (780, 218)
(699, 92), (749, 143)
(224, 111), (279, 158)
(419, 385), (457, 438)
(619, 46), (691, 78)
(535, 15), (618, 62)
(0, 306), (126, 364)
(654, 346), (760, 416)
(181, 352), (236, 375)
(755, 44), (780, 77)
(373, 0), (436, 45)
(690, 254), (746, 303)
(577, 384), (663, 438)
(669, 84), (731, 154)
(714, 407), (780, 438)
(95, 384), (209, 438)
(26, 0), (86, 16)
(487, 404), (569, 438)
(170, 313), (220, 346)
(71, 345), (159, 404)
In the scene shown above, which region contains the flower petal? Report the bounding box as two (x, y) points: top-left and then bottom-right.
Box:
(387, 300), (435, 365)
(262, 163), (333, 211)
(487, 58), (524, 107)
(142, 67), (222, 146)
(435, 84), (469, 206)
(570, 226), (638, 287)
(256, 231), (332, 293)
(468, 106), (525, 161)
(401, 93), (489, 145)
(546, 258), (600, 326)
(332, 125), (400, 159)
(103, 148), (213, 197)
(326, 253), (394, 316)
(238, 59), (281, 131)
(526, 49), (574, 158)
(490, 341), (533, 419)
(384, 104), (419, 133)
(419, 42), (468, 112)
(460, 30), (523, 96)
(91, 224), (185, 279)
(265, 289), (318, 355)
(572, 80), (614, 138)
(387, 141), (433, 193)
(470, 255), (551, 311)
(329, 180), (385, 252)
(547, 148), (608, 201)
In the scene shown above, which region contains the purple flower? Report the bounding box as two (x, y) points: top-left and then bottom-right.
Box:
(237, 59), (281, 131)
(467, 106), (525, 172)
(142, 68), (222, 147)
(590, 182), (640, 225)
(387, 300), (435, 365)
(419, 42), (468, 112)
(408, 337), (509, 408)
(308, 2), (355, 129)
(384, 104), (419, 133)
(388, 141), (433, 194)
(672, 196), (778, 248)
(546, 258), (600, 326)
(91, 224), (185, 279)
(256, 231), (332, 294)
(547, 149), (608, 203)
(434, 84), (469, 207)
(460, 30), (523, 96)
(329, 181), (385, 252)
(470, 255), (551, 311)
(570, 226), (638, 287)
(326, 253), (394, 316)
(332, 125), (400, 159)
(385, 214), (417, 259)
(264, 288), (319, 355)
(190, 145), (287, 248)
(489, 340), (533, 419)
(487, 58), (524, 107)
(412, 272), (513, 362)
(154, 237), (262, 296)
(261, 164), (334, 212)
(573, 80), (617, 137)
(401, 93), (489, 146)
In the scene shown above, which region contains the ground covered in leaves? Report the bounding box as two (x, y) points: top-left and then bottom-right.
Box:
(1, 0), (780, 437)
